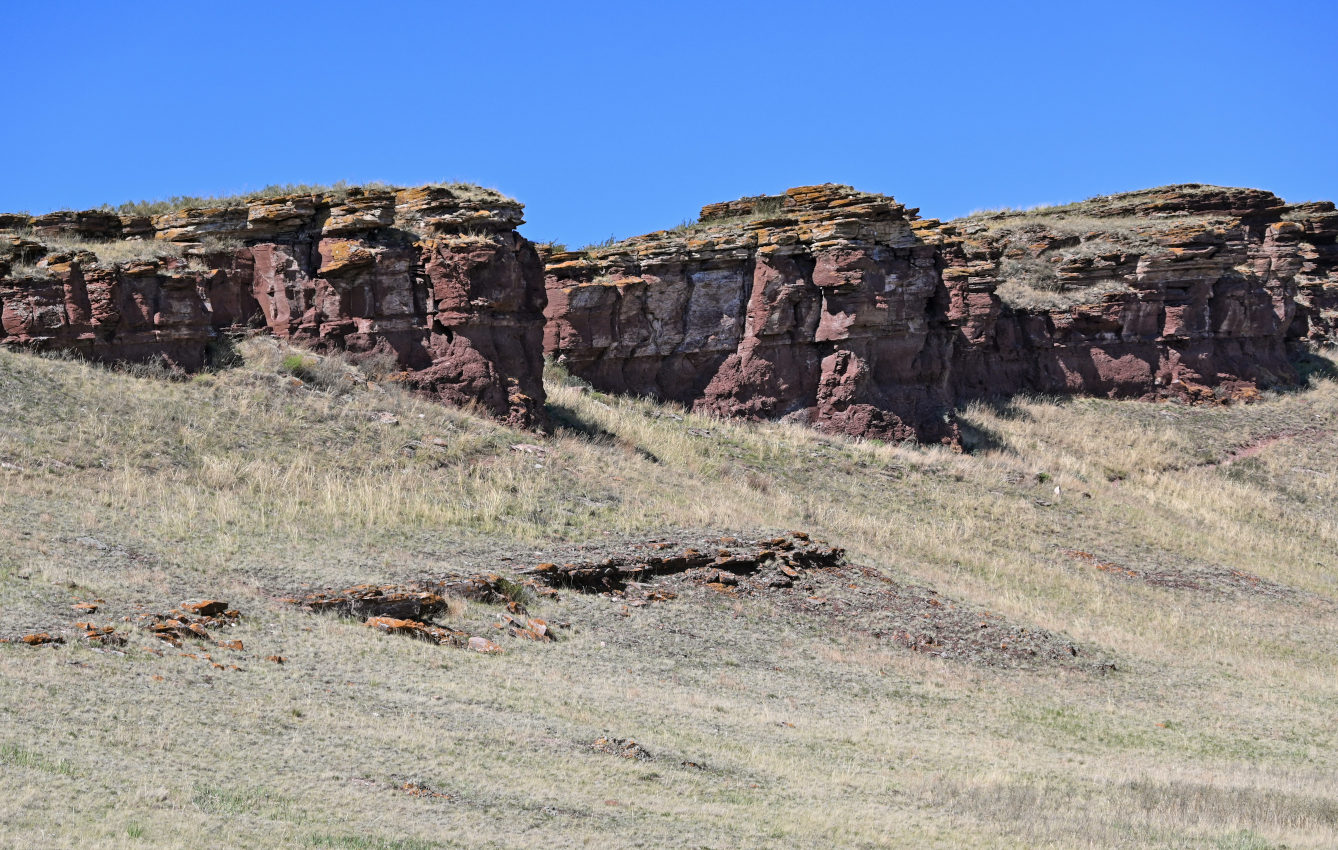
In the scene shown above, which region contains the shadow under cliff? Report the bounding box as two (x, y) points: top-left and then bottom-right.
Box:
(546, 400), (661, 463)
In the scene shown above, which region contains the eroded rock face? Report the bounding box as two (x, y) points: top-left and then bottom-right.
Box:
(545, 186), (959, 441)
(546, 184), (1338, 441)
(0, 185), (547, 429)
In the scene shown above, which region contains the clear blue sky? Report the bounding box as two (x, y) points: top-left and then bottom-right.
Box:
(3, 1), (1334, 246)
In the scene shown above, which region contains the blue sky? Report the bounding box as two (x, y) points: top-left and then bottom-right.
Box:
(2, 1), (1334, 246)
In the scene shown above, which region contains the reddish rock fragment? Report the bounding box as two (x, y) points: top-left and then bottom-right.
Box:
(18, 633), (63, 646)
(180, 599), (228, 617)
(78, 624), (124, 647)
(591, 736), (652, 761)
(466, 636), (504, 654)
(364, 616), (467, 647)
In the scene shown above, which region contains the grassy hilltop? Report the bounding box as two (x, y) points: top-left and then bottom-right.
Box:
(1, 341), (1337, 849)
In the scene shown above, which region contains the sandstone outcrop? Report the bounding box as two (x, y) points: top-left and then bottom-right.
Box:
(545, 184), (1338, 441)
(0, 185), (547, 428)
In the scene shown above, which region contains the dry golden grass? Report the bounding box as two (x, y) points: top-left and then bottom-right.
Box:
(1, 344), (1336, 848)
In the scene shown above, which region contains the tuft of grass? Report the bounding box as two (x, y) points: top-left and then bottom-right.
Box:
(0, 742), (77, 776)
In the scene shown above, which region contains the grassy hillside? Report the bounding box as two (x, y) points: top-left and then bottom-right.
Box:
(1, 341), (1336, 849)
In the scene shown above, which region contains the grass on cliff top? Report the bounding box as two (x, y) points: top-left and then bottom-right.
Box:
(65, 181), (510, 218)
(958, 183), (1249, 223)
(1, 341), (1337, 848)
(2, 231), (245, 278)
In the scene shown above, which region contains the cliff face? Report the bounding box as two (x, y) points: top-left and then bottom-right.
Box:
(545, 184), (1338, 442)
(0, 185), (547, 429)
(5, 181), (1334, 441)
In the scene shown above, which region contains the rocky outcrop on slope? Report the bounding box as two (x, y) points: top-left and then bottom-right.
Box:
(545, 186), (957, 440)
(0, 185), (547, 428)
(937, 184), (1338, 407)
(545, 184), (1338, 441)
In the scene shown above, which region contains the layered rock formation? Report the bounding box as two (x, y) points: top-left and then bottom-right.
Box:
(0, 185), (547, 428)
(5, 180), (1334, 441)
(545, 184), (1338, 442)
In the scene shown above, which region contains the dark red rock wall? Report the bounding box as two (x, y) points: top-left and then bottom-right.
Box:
(545, 185), (1338, 442)
(0, 187), (547, 429)
(544, 187), (965, 441)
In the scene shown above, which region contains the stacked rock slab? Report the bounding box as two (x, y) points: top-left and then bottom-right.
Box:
(0, 186), (547, 428)
(932, 185), (1338, 406)
(545, 186), (959, 441)
(545, 184), (1338, 442)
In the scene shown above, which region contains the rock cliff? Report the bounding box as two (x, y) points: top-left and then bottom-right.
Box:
(544, 184), (1338, 442)
(5, 180), (1335, 442)
(0, 185), (547, 428)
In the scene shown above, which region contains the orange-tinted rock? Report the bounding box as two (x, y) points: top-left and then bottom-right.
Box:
(180, 599), (228, 617)
(466, 635), (504, 653)
(17, 632), (63, 646)
(138, 600), (241, 646)
(364, 616), (468, 647)
(78, 624), (125, 646)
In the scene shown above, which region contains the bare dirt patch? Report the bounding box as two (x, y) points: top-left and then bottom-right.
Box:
(1063, 549), (1305, 600)
(529, 533), (1097, 669)
(1202, 427), (1333, 467)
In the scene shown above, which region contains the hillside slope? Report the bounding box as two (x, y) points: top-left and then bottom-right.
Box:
(1, 343), (1337, 849)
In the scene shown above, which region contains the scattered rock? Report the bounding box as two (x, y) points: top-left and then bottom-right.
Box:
(180, 599), (228, 617)
(74, 622), (125, 647)
(364, 616), (468, 647)
(136, 601), (240, 648)
(395, 780), (455, 800)
(288, 586), (448, 621)
(494, 613), (553, 641)
(509, 443), (549, 456)
(467, 636), (504, 654)
(522, 532), (844, 593)
(591, 737), (652, 761)
(6, 632), (64, 646)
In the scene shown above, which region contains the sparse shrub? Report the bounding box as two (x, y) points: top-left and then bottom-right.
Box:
(493, 576), (534, 607)
(999, 257), (1063, 293)
(204, 334), (243, 370)
(353, 351), (402, 381)
(281, 353), (314, 376)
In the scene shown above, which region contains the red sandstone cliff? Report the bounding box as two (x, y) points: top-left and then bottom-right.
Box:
(0, 185), (547, 429)
(5, 181), (1334, 442)
(544, 184), (1338, 442)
